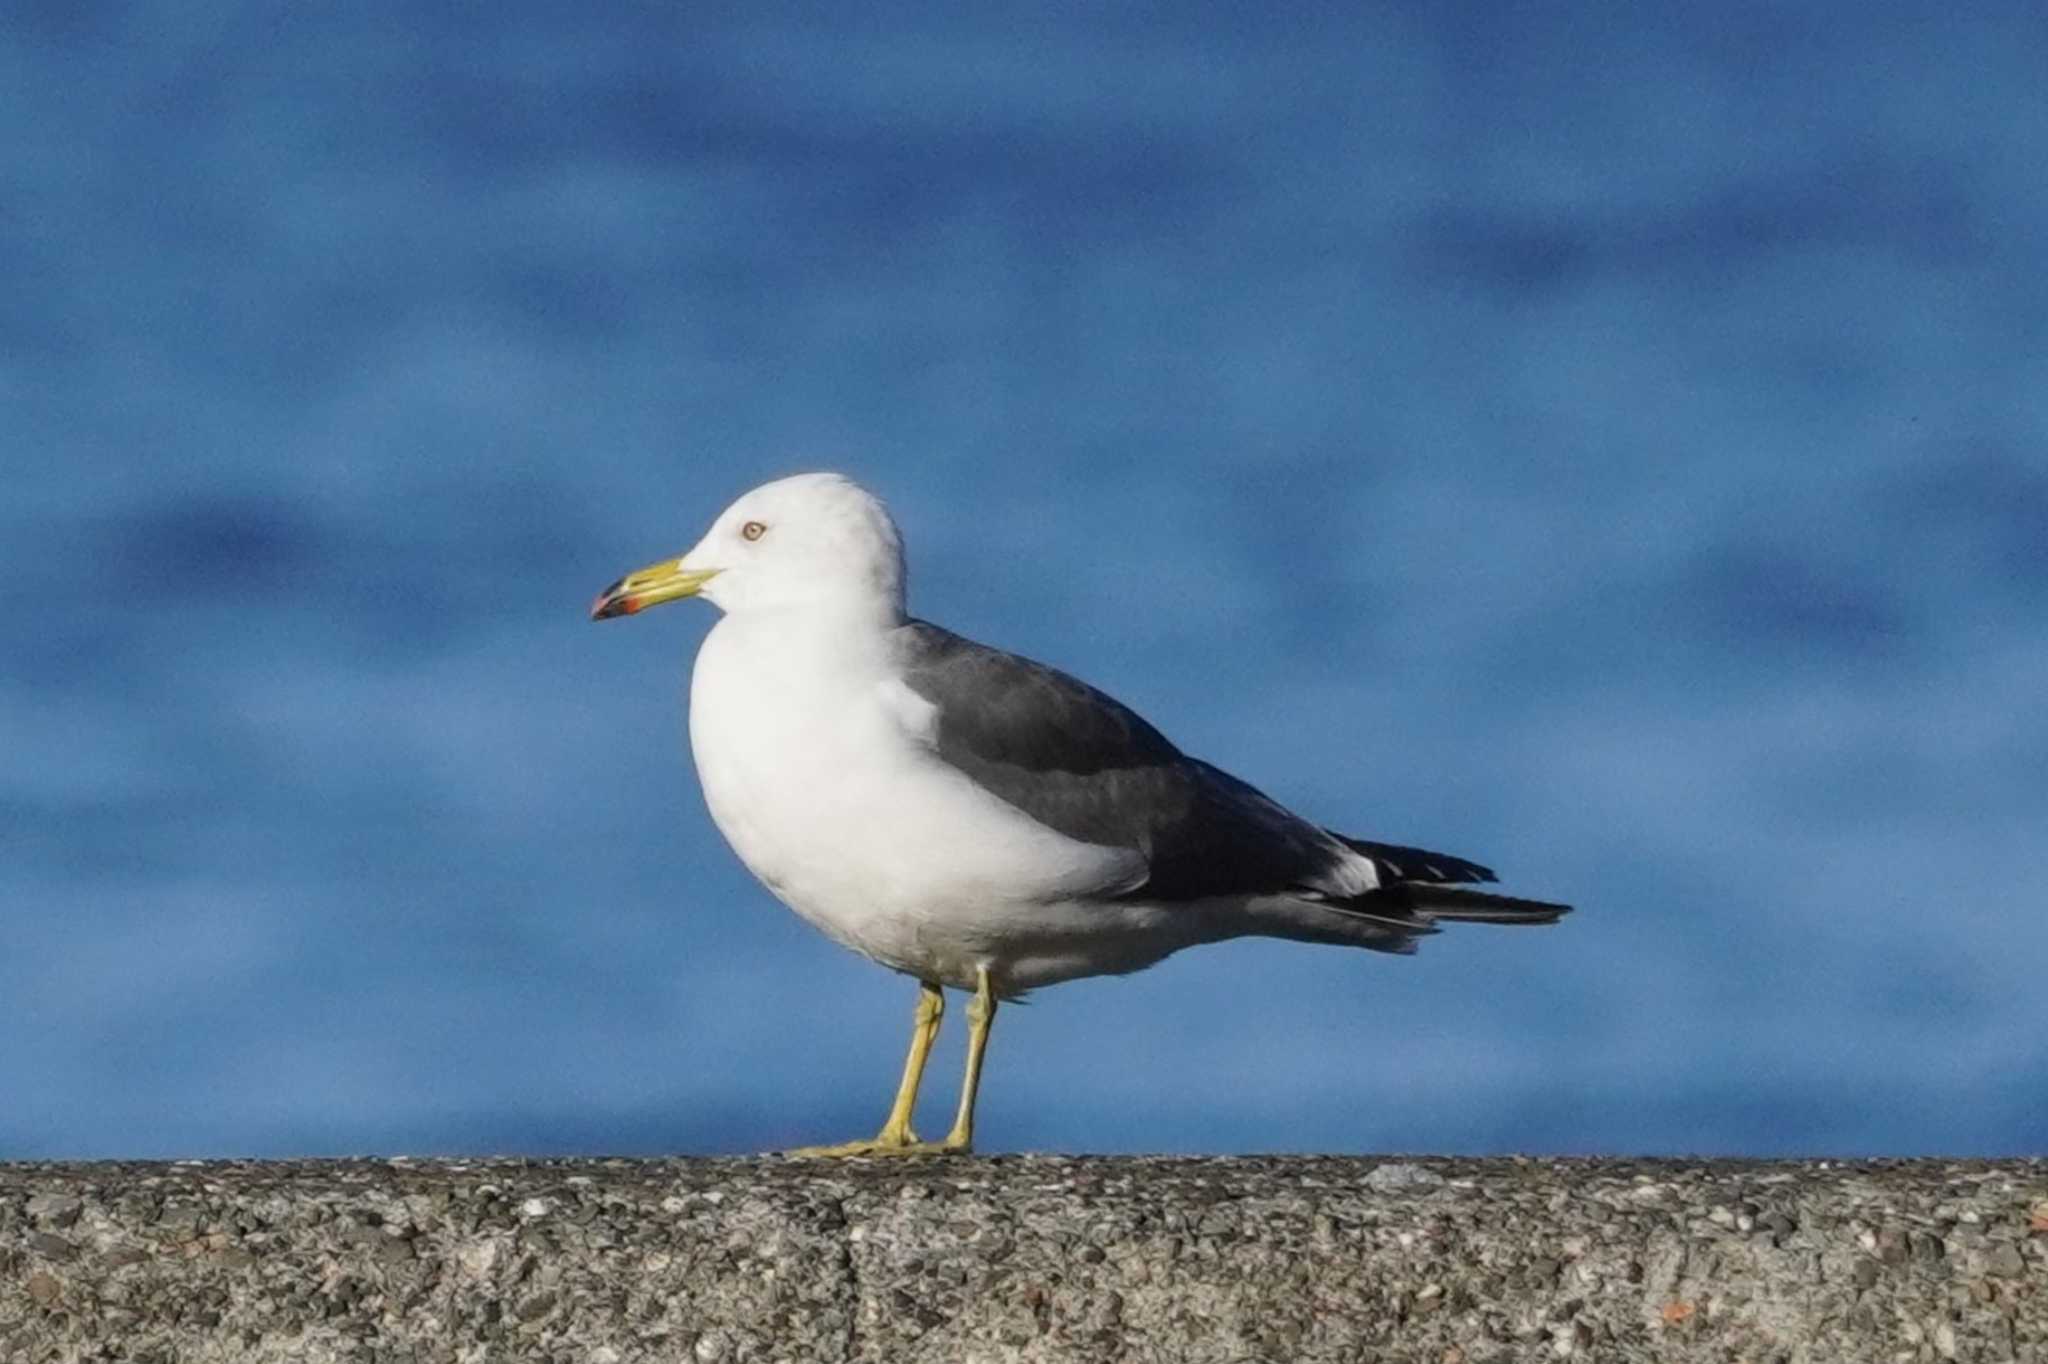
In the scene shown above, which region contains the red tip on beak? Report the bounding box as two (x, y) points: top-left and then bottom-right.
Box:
(590, 580), (640, 620)
(590, 559), (714, 620)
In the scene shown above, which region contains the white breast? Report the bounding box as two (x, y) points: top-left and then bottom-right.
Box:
(686, 613), (1147, 986)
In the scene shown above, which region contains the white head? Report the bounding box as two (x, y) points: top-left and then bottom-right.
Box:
(591, 473), (906, 623)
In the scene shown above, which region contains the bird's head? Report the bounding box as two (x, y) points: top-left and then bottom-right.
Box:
(591, 472), (906, 622)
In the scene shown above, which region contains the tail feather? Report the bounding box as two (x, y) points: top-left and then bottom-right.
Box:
(1255, 881), (1570, 955)
(1262, 833), (1570, 953)
(1330, 834), (1568, 923)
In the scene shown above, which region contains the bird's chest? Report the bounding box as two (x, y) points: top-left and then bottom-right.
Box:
(687, 624), (919, 935)
(682, 617), (1149, 986)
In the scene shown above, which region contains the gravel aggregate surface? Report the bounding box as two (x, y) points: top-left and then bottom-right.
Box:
(3, 1156), (2044, 1362)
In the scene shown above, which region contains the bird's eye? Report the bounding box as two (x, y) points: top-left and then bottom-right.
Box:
(741, 520), (767, 541)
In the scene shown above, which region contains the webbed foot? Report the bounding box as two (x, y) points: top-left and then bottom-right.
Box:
(784, 1132), (970, 1159)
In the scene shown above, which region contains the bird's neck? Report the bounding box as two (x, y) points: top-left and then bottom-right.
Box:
(720, 596), (905, 668)
(785, 593), (905, 634)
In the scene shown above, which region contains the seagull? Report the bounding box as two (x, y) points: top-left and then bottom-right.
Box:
(591, 472), (1570, 1155)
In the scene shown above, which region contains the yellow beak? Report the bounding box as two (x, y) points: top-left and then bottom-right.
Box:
(590, 558), (722, 620)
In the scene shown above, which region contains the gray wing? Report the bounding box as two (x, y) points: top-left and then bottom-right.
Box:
(891, 621), (1366, 901)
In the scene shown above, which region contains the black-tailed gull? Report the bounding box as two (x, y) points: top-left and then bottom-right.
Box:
(591, 472), (1570, 1155)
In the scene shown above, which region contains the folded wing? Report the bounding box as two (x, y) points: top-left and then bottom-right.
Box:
(891, 621), (1565, 938)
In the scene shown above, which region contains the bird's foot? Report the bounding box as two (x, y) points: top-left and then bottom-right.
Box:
(783, 1130), (971, 1159)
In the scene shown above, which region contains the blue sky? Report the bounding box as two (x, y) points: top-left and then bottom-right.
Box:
(4, 4), (2046, 1158)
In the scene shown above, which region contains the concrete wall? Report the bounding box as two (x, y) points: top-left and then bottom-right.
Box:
(3, 1156), (2043, 1363)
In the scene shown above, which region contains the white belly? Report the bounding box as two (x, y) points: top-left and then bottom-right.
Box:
(685, 615), (1163, 989)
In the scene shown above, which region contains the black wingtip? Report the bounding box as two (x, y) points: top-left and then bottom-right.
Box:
(1403, 886), (1573, 924)
(1336, 836), (1498, 886)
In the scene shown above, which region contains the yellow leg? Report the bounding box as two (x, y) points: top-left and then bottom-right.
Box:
(939, 966), (998, 1152)
(877, 981), (944, 1143)
(786, 981), (947, 1158)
